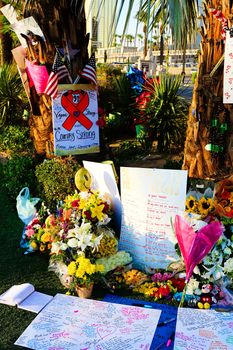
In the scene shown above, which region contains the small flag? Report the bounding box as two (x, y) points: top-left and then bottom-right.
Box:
(44, 50), (72, 99)
(80, 53), (97, 85)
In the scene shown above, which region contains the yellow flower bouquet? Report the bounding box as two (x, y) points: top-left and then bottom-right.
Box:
(67, 256), (104, 296)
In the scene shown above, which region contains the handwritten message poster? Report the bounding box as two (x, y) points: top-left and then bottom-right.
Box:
(174, 307), (233, 350)
(223, 31), (233, 103)
(83, 161), (122, 233)
(15, 293), (161, 350)
(119, 167), (188, 270)
(52, 85), (100, 156)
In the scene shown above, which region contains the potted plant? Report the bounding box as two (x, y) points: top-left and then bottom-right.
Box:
(67, 256), (104, 298)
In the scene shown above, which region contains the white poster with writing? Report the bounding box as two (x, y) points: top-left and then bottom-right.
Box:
(15, 293), (161, 350)
(174, 307), (233, 350)
(119, 167), (188, 270)
(52, 86), (100, 156)
(223, 31), (233, 103)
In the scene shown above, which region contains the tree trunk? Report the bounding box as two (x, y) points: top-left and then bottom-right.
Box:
(159, 32), (164, 66)
(16, 1), (89, 156)
(182, 0), (233, 179)
(143, 24), (148, 59)
(0, 0), (13, 64)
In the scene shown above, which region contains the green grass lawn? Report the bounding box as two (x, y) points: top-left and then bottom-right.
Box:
(0, 186), (64, 350)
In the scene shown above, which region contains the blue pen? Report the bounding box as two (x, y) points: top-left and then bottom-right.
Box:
(132, 303), (153, 308)
(158, 317), (176, 326)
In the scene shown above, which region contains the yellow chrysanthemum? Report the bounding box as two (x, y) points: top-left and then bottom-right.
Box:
(198, 197), (213, 217)
(186, 195), (198, 212)
(96, 264), (104, 273)
(40, 232), (51, 243)
(90, 204), (105, 221)
(67, 261), (77, 275)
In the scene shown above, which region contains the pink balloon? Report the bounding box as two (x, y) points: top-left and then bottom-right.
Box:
(174, 215), (224, 281)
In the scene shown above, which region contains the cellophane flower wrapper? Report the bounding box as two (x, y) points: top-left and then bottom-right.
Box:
(174, 214), (224, 282)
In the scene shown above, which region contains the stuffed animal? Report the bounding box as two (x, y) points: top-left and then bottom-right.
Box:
(197, 283), (213, 309)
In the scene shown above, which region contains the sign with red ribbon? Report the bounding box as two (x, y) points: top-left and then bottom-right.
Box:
(52, 86), (99, 156)
(61, 90), (93, 131)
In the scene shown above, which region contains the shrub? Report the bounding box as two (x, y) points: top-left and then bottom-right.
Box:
(35, 157), (80, 211)
(2, 155), (37, 201)
(145, 74), (189, 152)
(0, 64), (27, 126)
(0, 125), (33, 154)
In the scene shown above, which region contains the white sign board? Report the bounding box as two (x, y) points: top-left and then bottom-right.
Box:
(52, 86), (100, 156)
(119, 167), (188, 270)
(83, 161), (122, 233)
(174, 307), (233, 350)
(15, 293), (161, 350)
(223, 31), (233, 103)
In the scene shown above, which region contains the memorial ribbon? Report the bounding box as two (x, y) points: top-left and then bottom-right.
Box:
(61, 90), (93, 131)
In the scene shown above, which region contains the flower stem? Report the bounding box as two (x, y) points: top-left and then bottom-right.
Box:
(179, 281), (188, 308)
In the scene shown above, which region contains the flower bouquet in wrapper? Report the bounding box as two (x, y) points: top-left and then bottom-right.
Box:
(45, 167), (132, 296)
(174, 214), (224, 307)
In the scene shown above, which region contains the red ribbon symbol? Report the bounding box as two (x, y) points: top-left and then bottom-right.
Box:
(61, 90), (93, 131)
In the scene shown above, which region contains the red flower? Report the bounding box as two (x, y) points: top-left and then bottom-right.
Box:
(84, 210), (92, 221)
(158, 284), (171, 297)
(170, 278), (186, 292)
(71, 200), (79, 208)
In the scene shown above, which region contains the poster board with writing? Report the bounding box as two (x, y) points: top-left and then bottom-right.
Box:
(223, 31), (233, 103)
(52, 85), (100, 156)
(119, 167), (188, 270)
(174, 307), (233, 350)
(15, 293), (161, 350)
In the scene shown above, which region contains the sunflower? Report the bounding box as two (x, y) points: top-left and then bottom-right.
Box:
(186, 195), (198, 213)
(198, 197), (213, 217)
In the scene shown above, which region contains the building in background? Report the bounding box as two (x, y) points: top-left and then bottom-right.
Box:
(85, 0), (117, 50)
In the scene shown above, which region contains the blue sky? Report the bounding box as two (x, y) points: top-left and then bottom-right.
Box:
(116, 1), (143, 36)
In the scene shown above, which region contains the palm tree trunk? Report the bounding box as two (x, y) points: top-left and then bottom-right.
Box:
(159, 32), (164, 66)
(182, 0), (233, 179)
(0, 0), (13, 64)
(15, 1), (88, 156)
(143, 24), (148, 59)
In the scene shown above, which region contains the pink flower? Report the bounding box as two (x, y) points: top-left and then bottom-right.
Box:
(25, 229), (35, 238)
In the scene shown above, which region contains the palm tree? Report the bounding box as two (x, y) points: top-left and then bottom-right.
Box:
(6, 0), (88, 156)
(131, 0), (232, 179)
(137, 33), (143, 47)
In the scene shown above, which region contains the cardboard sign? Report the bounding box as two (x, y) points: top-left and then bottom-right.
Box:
(52, 85), (100, 155)
(223, 31), (233, 103)
(119, 167), (188, 270)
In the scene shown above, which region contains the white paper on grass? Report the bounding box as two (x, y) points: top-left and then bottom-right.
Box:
(0, 283), (53, 313)
(15, 293), (161, 350)
(119, 167), (188, 270)
(174, 307), (233, 350)
(83, 160), (122, 232)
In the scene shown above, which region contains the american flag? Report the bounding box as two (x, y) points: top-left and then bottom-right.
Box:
(44, 51), (72, 99)
(80, 53), (97, 85)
